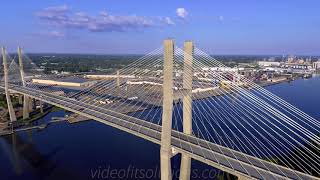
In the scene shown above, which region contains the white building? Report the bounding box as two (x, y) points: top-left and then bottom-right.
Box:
(313, 61), (320, 70)
(32, 77), (97, 87)
(257, 61), (281, 67)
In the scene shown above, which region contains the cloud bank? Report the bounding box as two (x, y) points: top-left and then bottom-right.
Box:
(35, 5), (174, 32)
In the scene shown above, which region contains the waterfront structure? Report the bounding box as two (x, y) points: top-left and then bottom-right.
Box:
(313, 61), (320, 70)
(282, 62), (313, 70)
(258, 60), (314, 70)
(84, 74), (135, 79)
(257, 61), (280, 67)
(32, 77), (97, 87)
(0, 42), (319, 180)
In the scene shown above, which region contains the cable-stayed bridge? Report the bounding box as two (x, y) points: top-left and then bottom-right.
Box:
(0, 40), (319, 180)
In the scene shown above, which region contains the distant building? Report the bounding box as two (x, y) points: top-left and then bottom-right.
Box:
(61, 71), (71, 75)
(32, 77), (97, 87)
(287, 55), (295, 63)
(257, 61), (280, 67)
(51, 70), (59, 74)
(297, 59), (305, 64)
(84, 74), (135, 79)
(313, 61), (320, 70)
(282, 63), (312, 70)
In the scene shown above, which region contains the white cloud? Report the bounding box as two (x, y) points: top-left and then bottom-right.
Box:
(44, 4), (69, 13)
(31, 30), (65, 38)
(35, 5), (161, 32)
(176, 8), (188, 19)
(218, 15), (224, 22)
(49, 30), (65, 37)
(163, 17), (175, 25)
(99, 10), (108, 17)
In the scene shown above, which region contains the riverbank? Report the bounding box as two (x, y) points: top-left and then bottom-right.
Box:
(1, 75), (319, 180)
(257, 78), (292, 87)
(0, 106), (53, 136)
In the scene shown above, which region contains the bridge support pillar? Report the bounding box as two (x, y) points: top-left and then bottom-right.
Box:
(28, 98), (33, 112)
(23, 96), (30, 119)
(160, 39), (174, 180)
(2, 47), (17, 122)
(179, 41), (194, 180)
(18, 46), (30, 119)
(116, 70), (120, 87)
(18, 95), (23, 104)
(33, 99), (36, 111)
(116, 70), (120, 96)
(39, 100), (43, 113)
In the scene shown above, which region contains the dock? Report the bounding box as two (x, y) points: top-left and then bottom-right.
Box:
(0, 118), (68, 137)
(52, 113), (92, 124)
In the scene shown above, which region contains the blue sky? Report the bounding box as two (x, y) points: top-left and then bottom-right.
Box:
(1, 0), (320, 55)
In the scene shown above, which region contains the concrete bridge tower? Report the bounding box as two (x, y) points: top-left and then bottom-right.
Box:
(116, 70), (120, 96)
(160, 39), (174, 180)
(116, 70), (120, 87)
(160, 40), (195, 180)
(179, 41), (194, 180)
(2, 47), (17, 122)
(18, 46), (30, 119)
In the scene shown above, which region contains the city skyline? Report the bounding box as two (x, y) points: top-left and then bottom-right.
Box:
(1, 0), (320, 55)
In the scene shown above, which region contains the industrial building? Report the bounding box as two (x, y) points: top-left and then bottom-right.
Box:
(257, 61), (281, 67)
(84, 74), (135, 79)
(32, 77), (97, 87)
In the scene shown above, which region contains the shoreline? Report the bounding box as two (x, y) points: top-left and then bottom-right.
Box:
(0, 76), (316, 132)
(257, 79), (292, 87)
(0, 106), (53, 136)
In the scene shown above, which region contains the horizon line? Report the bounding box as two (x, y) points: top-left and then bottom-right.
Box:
(5, 51), (320, 57)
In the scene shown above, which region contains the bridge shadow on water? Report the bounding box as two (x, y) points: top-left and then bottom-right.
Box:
(0, 132), (85, 180)
(0, 109), (235, 180)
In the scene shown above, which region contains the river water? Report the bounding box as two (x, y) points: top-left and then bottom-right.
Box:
(0, 76), (319, 180)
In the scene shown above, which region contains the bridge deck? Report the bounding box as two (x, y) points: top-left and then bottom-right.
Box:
(3, 84), (318, 180)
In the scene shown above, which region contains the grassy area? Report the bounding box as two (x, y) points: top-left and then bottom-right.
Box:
(0, 93), (57, 124)
(0, 94), (8, 109)
(0, 94), (20, 109)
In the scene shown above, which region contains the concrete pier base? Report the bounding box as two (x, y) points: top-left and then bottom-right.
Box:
(40, 101), (43, 113)
(33, 99), (36, 111)
(180, 154), (191, 180)
(160, 148), (172, 180)
(23, 95), (29, 119)
(18, 95), (23, 104)
(28, 98), (33, 112)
